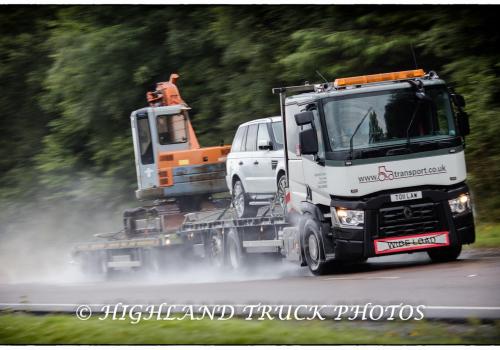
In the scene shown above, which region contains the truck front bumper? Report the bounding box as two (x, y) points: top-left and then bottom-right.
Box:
(328, 183), (475, 261)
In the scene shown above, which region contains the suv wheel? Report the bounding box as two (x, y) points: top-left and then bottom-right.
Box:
(276, 174), (287, 213)
(232, 180), (256, 218)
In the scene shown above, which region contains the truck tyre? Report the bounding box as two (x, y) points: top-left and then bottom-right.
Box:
(302, 217), (330, 276)
(232, 180), (256, 218)
(226, 228), (245, 270)
(276, 173), (287, 214)
(427, 244), (462, 263)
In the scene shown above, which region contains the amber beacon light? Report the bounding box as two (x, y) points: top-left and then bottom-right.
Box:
(333, 69), (425, 88)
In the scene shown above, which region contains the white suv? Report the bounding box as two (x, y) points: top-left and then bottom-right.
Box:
(226, 116), (286, 218)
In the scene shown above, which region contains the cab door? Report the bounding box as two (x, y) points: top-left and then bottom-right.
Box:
(131, 111), (158, 190)
(298, 106), (330, 204)
(285, 103), (307, 210)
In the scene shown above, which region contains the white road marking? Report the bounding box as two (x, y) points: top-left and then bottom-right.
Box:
(0, 303), (96, 307)
(425, 306), (500, 310)
(323, 276), (400, 281)
(1, 303), (499, 311)
(467, 274), (478, 277)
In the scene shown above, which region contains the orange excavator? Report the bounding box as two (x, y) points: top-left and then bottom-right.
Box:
(125, 73), (231, 232)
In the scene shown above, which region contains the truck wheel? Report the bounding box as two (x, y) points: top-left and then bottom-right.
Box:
(232, 180), (256, 218)
(276, 174), (287, 213)
(226, 228), (245, 270)
(302, 217), (329, 276)
(427, 244), (462, 263)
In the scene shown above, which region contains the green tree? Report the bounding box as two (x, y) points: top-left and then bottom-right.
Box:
(0, 5), (499, 221)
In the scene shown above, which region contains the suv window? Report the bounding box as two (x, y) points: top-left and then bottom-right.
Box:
(245, 124), (258, 151)
(231, 126), (246, 152)
(257, 123), (271, 144)
(271, 121), (283, 147)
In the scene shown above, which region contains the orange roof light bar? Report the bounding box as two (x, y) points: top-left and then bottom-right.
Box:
(334, 69), (425, 88)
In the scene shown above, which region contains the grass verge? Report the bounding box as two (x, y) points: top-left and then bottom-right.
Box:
(474, 223), (500, 248)
(0, 313), (499, 344)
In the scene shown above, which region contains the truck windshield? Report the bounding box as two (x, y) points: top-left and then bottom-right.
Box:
(322, 86), (456, 152)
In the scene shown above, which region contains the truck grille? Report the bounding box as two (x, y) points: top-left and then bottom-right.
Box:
(378, 202), (443, 238)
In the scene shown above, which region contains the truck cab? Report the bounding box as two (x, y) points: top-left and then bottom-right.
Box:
(276, 69), (475, 275)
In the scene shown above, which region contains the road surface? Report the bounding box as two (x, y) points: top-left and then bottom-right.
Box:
(1, 249), (500, 319)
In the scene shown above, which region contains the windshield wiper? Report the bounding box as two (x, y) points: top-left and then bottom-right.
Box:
(348, 107), (373, 160)
(406, 79), (433, 151)
(406, 100), (421, 150)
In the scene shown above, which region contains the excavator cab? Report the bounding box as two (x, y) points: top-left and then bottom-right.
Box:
(130, 73), (231, 204)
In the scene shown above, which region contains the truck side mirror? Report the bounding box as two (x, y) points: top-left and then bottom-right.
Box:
(452, 94), (466, 108)
(299, 128), (318, 155)
(457, 111), (470, 136)
(258, 139), (273, 150)
(295, 111), (314, 126)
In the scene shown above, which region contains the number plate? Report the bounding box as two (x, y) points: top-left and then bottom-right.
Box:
(390, 191), (422, 202)
(374, 231), (450, 255)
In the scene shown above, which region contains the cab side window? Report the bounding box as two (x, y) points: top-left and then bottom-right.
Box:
(311, 108), (325, 158)
(156, 114), (187, 145)
(137, 114), (154, 165)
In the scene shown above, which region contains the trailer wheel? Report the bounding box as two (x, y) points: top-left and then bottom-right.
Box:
(427, 244), (462, 263)
(302, 217), (329, 276)
(207, 230), (225, 268)
(81, 251), (108, 278)
(232, 180), (256, 218)
(142, 248), (162, 273)
(226, 228), (245, 270)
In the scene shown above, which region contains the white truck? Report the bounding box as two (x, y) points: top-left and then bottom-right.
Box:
(73, 69), (475, 276)
(273, 69), (475, 274)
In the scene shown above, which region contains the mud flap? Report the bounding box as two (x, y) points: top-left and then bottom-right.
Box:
(282, 227), (301, 262)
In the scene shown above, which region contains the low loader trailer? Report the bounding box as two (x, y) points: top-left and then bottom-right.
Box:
(73, 69), (475, 276)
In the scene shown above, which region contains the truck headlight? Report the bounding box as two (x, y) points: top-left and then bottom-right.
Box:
(332, 207), (364, 229)
(448, 193), (471, 215)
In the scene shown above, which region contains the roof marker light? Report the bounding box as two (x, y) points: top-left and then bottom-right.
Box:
(334, 69), (425, 88)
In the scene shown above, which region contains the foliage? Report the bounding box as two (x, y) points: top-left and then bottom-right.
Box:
(0, 313), (499, 344)
(0, 5), (499, 219)
(474, 223), (500, 248)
